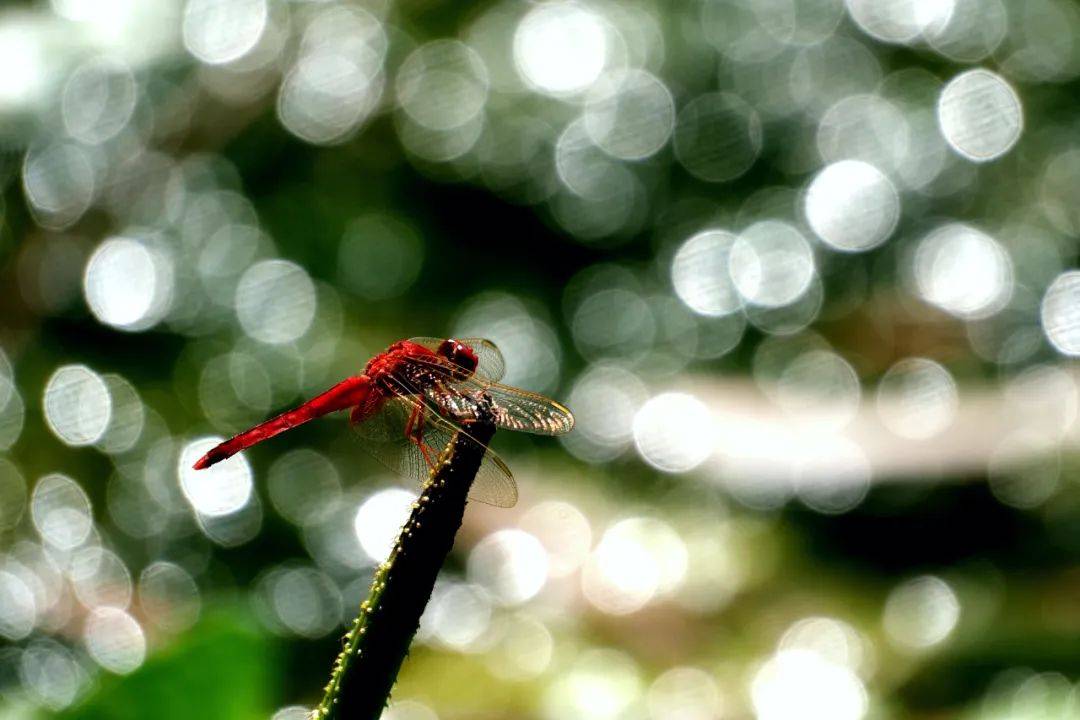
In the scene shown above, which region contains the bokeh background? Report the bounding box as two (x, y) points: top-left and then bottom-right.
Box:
(1, 0), (1079, 718)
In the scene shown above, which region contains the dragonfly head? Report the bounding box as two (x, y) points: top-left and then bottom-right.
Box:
(437, 338), (478, 380)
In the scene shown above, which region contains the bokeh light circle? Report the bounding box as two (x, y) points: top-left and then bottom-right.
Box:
(913, 223), (1013, 319)
(514, 2), (609, 96)
(235, 259), (317, 345)
(730, 221), (816, 308)
(43, 365), (111, 447)
(937, 69), (1022, 162)
(752, 648), (868, 720)
(354, 488), (414, 564)
(804, 160), (899, 252)
(31, 473), (93, 550)
(1040, 270), (1080, 356)
(633, 393), (714, 473)
(84, 236), (174, 332)
(178, 437), (254, 517)
(876, 358), (957, 440)
(584, 69), (675, 161)
(467, 529), (549, 605)
(84, 607), (146, 674)
(672, 230), (742, 317)
(182, 0), (268, 65)
(883, 575), (960, 650)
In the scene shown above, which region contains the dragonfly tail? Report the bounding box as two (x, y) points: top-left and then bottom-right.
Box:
(193, 375), (373, 469)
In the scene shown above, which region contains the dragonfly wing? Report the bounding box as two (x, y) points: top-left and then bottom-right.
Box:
(351, 397), (429, 485)
(351, 394), (518, 508)
(415, 410), (518, 508)
(457, 338), (505, 384)
(427, 378), (574, 436)
(407, 337), (505, 383)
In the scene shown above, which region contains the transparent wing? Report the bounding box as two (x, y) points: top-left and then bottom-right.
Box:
(351, 394), (518, 508)
(425, 377), (575, 436)
(407, 337), (506, 383)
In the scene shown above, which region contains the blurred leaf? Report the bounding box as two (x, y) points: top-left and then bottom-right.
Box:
(58, 610), (278, 720)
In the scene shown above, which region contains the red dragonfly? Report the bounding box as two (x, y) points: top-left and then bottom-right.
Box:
(193, 337), (574, 507)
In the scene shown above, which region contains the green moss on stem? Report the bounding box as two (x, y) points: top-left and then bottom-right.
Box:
(315, 399), (497, 720)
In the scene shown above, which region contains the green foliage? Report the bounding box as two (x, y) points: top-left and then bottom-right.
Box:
(59, 611), (278, 720)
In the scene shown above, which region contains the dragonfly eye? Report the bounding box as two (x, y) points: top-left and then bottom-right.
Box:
(438, 339), (477, 377)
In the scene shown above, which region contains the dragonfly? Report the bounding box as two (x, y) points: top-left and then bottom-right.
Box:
(192, 337), (574, 507)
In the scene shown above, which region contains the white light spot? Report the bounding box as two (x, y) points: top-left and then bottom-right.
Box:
(22, 143), (95, 230)
(196, 494), (263, 546)
(883, 575), (960, 650)
(751, 649), (867, 720)
(988, 431), (1061, 510)
(0, 21), (45, 108)
(1040, 270), (1080, 356)
(43, 364), (111, 447)
(68, 546), (133, 609)
(235, 259), (317, 345)
(62, 57), (137, 145)
(818, 94), (911, 177)
(937, 69), (1022, 162)
(562, 364), (647, 463)
(913, 223), (1013, 319)
(672, 230), (742, 317)
(397, 40), (489, 132)
(182, 0), (268, 65)
(925, 0), (1007, 62)
(138, 561), (201, 633)
(486, 612), (554, 681)
(383, 701), (439, 720)
(84, 607), (146, 674)
(514, 2), (608, 96)
(544, 649), (642, 720)
(730, 221), (816, 308)
(0, 569), (36, 640)
(584, 69), (675, 161)
(468, 529), (549, 605)
(647, 666), (723, 720)
(96, 374), (145, 454)
(272, 707), (312, 720)
(19, 639), (86, 711)
(633, 392), (714, 474)
(774, 350), (861, 431)
(354, 488), (414, 563)
(427, 582), (492, 650)
(31, 473), (93, 550)
(796, 437), (872, 515)
(780, 617), (867, 673)
(554, 116), (619, 197)
(876, 358), (957, 440)
(845, 0), (955, 44)
(278, 49), (383, 146)
(519, 500), (593, 578)
(260, 564), (343, 638)
(179, 437), (253, 516)
(84, 237), (174, 332)
(582, 517), (687, 615)
(804, 160), (899, 252)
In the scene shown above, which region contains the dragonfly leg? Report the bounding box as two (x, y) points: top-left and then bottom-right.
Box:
(403, 404), (438, 470)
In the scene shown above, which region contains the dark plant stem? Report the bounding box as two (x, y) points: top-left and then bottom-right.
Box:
(314, 398), (496, 720)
